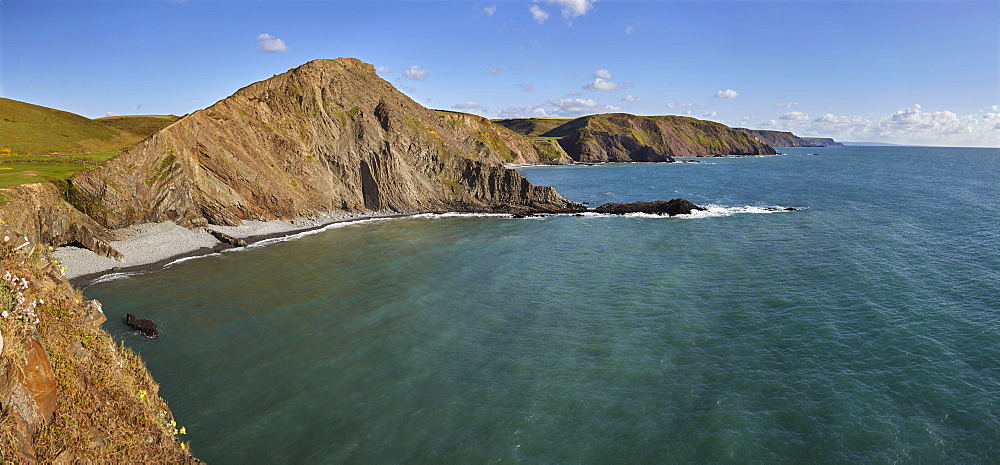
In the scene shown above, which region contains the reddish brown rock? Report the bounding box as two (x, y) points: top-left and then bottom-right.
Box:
(70, 58), (583, 229)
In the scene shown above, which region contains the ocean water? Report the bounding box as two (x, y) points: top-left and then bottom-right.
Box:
(85, 146), (1000, 463)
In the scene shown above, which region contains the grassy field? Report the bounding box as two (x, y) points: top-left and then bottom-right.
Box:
(0, 99), (184, 190)
(0, 152), (117, 189)
(0, 98), (141, 155)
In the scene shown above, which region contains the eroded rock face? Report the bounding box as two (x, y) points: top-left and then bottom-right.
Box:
(70, 58), (583, 229)
(555, 114), (777, 162)
(594, 199), (707, 216)
(0, 183), (121, 259)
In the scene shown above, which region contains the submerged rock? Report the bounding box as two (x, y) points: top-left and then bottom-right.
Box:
(125, 313), (159, 338)
(594, 198), (707, 216)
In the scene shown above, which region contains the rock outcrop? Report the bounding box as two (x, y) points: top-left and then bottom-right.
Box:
(0, 225), (196, 461)
(70, 58), (583, 229)
(125, 313), (159, 338)
(0, 182), (121, 259)
(552, 114), (776, 162)
(437, 111), (572, 164)
(594, 199), (707, 216)
(735, 128), (843, 147)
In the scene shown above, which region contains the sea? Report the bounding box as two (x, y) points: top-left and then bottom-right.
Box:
(84, 146), (1000, 463)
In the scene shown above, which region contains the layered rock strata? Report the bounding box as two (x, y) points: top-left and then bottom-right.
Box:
(70, 58), (583, 229)
(553, 114), (776, 162)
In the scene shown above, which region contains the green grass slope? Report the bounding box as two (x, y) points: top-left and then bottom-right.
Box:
(492, 118), (574, 138)
(96, 114), (180, 138)
(0, 98), (140, 155)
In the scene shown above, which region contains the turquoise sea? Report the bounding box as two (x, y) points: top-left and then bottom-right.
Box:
(85, 146), (1000, 463)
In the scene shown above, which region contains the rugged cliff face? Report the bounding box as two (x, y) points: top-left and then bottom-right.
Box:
(437, 111), (572, 164)
(553, 114), (776, 162)
(70, 58), (582, 229)
(0, 224), (196, 461)
(0, 183), (121, 259)
(735, 128), (843, 147)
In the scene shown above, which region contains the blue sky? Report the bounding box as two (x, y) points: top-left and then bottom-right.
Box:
(1, 0), (997, 146)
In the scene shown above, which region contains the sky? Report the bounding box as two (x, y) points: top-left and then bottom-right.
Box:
(1, 0), (998, 147)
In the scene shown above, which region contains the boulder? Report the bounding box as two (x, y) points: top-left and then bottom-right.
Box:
(125, 313), (159, 338)
(593, 198), (706, 216)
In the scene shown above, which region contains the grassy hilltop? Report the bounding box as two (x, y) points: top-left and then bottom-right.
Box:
(0, 98), (177, 189)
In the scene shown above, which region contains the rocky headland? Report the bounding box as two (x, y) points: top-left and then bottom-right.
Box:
(735, 128), (843, 147)
(70, 58), (583, 230)
(498, 113), (776, 163)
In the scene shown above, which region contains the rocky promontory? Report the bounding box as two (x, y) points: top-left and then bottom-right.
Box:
(70, 58), (583, 229)
(594, 199), (707, 216)
(735, 128), (843, 147)
(497, 114), (776, 163)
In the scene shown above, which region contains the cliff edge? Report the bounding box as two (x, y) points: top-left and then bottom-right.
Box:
(70, 58), (582, 229)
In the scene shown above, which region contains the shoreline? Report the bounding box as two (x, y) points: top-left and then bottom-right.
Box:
(58, 211), (418, 288)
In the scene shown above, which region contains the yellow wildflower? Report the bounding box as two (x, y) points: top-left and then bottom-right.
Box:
(180, 426), (187, 435)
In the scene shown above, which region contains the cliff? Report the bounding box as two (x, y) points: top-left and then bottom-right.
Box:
(735, 128), (843, 147)
(70, 58), (582, 229)
(552, 114), (776, 162)
(0, 222), (196, 461)
(436, 111), (572, 164)
(0, 183), (121, 260)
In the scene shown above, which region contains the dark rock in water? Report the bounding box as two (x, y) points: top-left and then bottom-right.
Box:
(594, 198), (706, 216)
(764, 207), (799, 212)
(207, 229), (248, 247)
(126, 313), (159, 338)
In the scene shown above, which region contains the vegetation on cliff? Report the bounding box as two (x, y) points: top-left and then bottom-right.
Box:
(95, 115), (180, 138)
(0, 222), (197, 462)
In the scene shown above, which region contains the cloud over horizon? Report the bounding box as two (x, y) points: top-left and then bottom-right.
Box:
(498, 96), (620, 118)
(760, 104), (1000, 147)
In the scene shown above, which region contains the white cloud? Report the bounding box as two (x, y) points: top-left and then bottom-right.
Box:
(376, 67), (392, 74)
(780, 111), (810, 121)
(497, 96), (620, 118)
(256, 33), (288, 52)
(714, 89), (739, 99)
(105, 112), (118, 117)
(546, 97), (621, 117)
(666, 102), (694, 109)
(530, 4), (550, 24)
(776, 101), (799, 108)
(520, 83), (534, 91)
(403, 65), (427, 81)
(541, 0), (597, 19)
(454, 101), (484, 110)
(622, 94), (642, 102)
(702, 110), (718, 118)
(565, 91), (582, 97)
(484, 5), (497, 15)
(490, 68), (503, 76)
(624, 25), (634, 34)
(583, 69), (629, 91)
(498, 105), (551, 118)
(758, 104), (1000, 147)
(993, 105), (999, 112)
